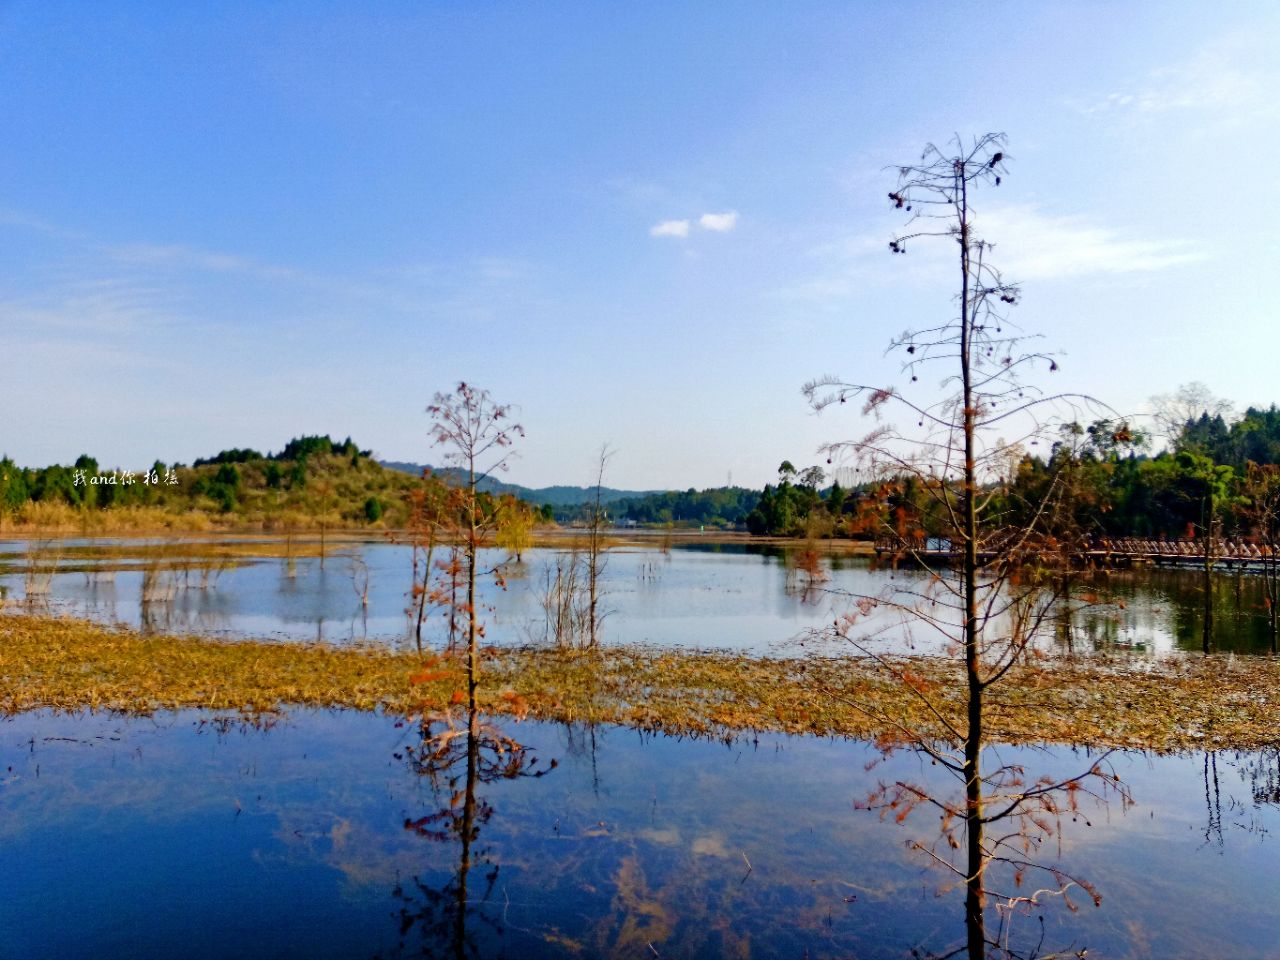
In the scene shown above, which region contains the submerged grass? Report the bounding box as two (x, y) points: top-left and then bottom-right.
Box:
(0, 538), (341, 576)
(2, 612), (1278, 752)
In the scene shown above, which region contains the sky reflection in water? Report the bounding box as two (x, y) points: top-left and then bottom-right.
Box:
(0, 709), (1278, 958)
(3, 539), (1279, 655)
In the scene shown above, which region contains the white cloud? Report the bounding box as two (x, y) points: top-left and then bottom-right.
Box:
(650, 211), (741, 239)
(1, 210), (307, 283)
(1072, 29), (1279, 124)
(103, 242), (302, 281)
(0, 208), (88, 242)
(649, 219), (691, 238)
(978, 205), (1205, 281)
(698, 211), (738, 232)
(779, 203), (1205, 307)
(0, 278), (182, 335)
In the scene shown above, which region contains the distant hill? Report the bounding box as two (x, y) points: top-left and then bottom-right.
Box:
(2, 436), (425, 528)
(379, 461), (661, 507)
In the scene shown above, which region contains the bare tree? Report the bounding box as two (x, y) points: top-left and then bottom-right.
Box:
(1150, 381), (1234, 451)
(533, 445), (613, 650)
(399, 474), (446, 654)
(1243, 462), (1280, 654)
(309, 479), (326, 567)
(427, 383), (524, 732)
(585, 444), (614, 649)
(534, 545), (591, 648)
(805, 134), (1125, 958)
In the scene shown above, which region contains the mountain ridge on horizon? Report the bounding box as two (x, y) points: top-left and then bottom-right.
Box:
(379, 461), (667, 508)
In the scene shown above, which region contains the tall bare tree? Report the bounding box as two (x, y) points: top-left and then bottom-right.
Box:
(585, 444), (614, 649)
(806, 134), (1124, 958)
(311, 477), (335, 567)
(427, 383), (523, 732)
(1150, 381), (1234, 451)
(401, 473), (446, 654)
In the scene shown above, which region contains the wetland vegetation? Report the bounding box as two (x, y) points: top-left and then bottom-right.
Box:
(5, 538), (1280, 958)
(5, 138), (1279, 959)
(6, 501), (1280, 958)
(3, 606), (1280, 752)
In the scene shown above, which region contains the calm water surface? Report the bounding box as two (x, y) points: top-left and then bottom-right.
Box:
(0, 709), (1277, 958)
(1, 537), (1276, 655)
(4, 538), (1280, 956)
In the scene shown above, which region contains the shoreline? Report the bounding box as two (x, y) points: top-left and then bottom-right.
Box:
(0, 528), (877, 555)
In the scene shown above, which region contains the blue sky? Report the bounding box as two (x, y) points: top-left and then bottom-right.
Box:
(2, 2), (1277, 488)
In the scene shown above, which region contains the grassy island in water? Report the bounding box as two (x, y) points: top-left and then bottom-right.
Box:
(1, 613), (1276, 754)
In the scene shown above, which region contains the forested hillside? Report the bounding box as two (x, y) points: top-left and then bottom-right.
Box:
(1, 436), (430, 530)
(736, 405), (1280, 543)
(9, 399), (1280, 540)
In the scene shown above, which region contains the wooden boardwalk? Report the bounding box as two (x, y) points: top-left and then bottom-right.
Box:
(873, 537), (1280, 570)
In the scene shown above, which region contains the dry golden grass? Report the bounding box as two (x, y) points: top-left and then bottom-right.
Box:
(0, 537), (352, 577)
(0, 504), (386, 536)
(1, 503), (222, 534)
(3, 613), (1280, 751)
(0, 614), (413, 714)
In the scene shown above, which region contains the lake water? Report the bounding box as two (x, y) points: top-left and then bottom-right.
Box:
(4, 537), (1280, 956)
(1, 708), (1277, 958)
(1, 536), (1277, 655)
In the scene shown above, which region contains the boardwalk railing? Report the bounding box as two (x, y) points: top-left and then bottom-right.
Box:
(873, 535), (1280, 568)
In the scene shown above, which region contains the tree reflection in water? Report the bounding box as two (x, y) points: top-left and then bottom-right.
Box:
(379, 706), (555, 959)
(1241, 747), (1280, 806)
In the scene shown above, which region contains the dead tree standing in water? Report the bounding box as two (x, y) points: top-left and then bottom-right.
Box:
(806, 134), (1127, 959)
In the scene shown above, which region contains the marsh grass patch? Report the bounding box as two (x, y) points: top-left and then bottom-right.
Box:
(1, 613), (1277, 752)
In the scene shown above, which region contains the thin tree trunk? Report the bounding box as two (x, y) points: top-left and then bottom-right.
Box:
(588, 534), (599, 648)
(448, 546), (459, 650)
(586, 446), (610, 649)
(415, 535), (436, 655)
(1271, 582), (1278, 655)
(588, 491), (601, 649)
(1059, 570), (1075, 654)
(467, 459), (479, 738)
(1202, 493), (1213, 655)
(958, 171), (986, 960)
(1269, 547), (1278, 655)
